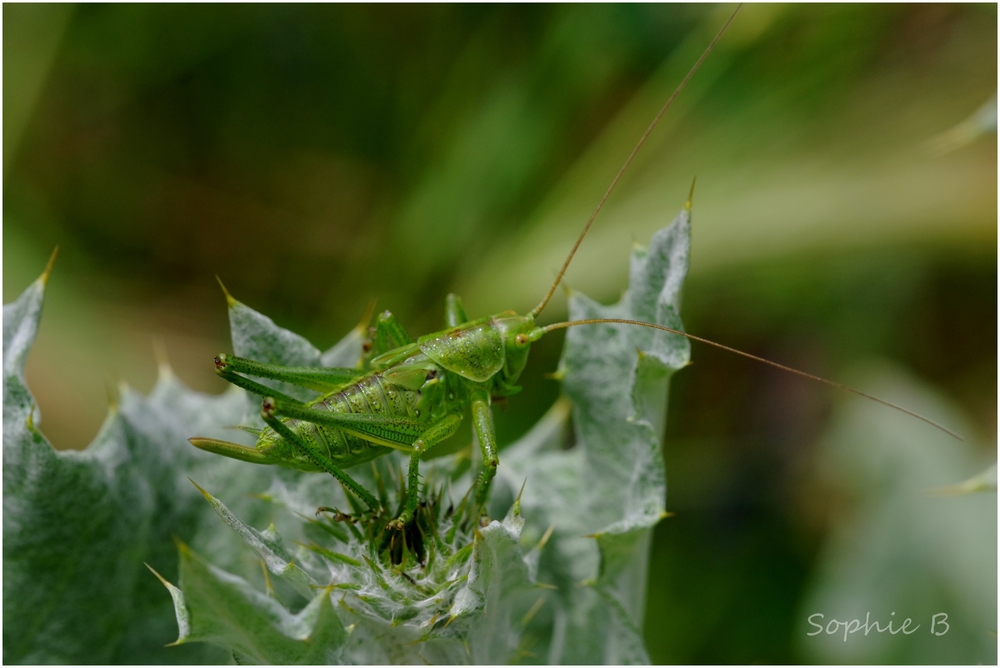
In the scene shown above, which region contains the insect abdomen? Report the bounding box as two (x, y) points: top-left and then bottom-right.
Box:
(259, 370), (422, 469)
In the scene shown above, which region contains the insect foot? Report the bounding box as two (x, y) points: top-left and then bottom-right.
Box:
(317, 506), (366, 525)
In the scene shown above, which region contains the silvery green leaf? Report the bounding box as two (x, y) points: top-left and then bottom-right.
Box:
(2, 269), (231, 663)
(225, 291), (325, 404)
(448, 507), (536, 663)
(225, 289), (366, 416)
(496, 206), (692, 664)
(192, 482), (316, 599)
(797, 366), (996, 664)
(1, 268), (356, 663)
(167, 544), (349, 664)
(5, 209), (692, 664)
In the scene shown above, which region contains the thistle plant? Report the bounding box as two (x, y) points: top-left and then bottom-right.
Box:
(3, 210), (691, 664)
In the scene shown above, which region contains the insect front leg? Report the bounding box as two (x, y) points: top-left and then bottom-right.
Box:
(215, 353), (360, 392)
(470, 388), (499, 508)
(387, 413), (463, 530)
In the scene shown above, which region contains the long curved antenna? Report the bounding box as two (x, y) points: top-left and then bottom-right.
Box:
(542, 318), (963, 441)
(530, 4), (742, 318)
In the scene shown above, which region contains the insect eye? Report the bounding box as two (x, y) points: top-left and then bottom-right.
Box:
(515, 334), (528, 347)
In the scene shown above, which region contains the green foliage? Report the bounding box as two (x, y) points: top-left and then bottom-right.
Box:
(2, 210), (691, 664)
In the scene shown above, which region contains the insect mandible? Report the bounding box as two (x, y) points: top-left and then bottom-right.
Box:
(189, 6), (959, 531)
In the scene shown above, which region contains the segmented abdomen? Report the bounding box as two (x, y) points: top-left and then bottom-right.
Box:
(272, 371), (421, 468)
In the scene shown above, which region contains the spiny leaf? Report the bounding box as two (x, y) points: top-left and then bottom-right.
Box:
(4, 209), (692, 664)
(493, 207), (692, 663)
(170, 543), (349, 664)
(225, 290), (364, 404)
(190, 480), (316, 599)
(1, 265), (357, 663)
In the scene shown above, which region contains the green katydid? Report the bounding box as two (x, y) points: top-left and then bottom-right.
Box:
(190, 5), (959, 531)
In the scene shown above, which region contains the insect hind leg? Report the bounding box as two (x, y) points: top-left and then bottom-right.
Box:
(215, 353), (358, 392)
(260, 399), (380, 511)
(189, 437), (280, 464)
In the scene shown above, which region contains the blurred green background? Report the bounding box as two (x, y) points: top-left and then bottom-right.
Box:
(4, 4), (996, 663)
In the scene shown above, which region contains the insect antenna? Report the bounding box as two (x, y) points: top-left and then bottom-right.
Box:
(541, 318), (963, 441)
(530, 4), (742, 319)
